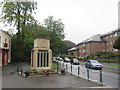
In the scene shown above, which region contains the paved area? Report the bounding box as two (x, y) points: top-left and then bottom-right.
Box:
(2, 62), (106, 88)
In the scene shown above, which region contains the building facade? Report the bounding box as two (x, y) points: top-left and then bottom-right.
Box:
(0, 30), (12, 66)
(68, 29), (120, 57)
(101, 29), (120, 53)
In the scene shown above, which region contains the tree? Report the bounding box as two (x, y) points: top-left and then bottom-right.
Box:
(44, 16), (65, 56)
(1, 0), (37, 37)
(0, 0), (37, 61)
(44, 16), (65, 40)
(113, 36), (120, 50)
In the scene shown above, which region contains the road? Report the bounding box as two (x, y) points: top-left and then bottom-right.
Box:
(57, 60), (119, 88)
(2, 62), (104, 88)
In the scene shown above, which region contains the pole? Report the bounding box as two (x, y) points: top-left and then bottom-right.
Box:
(87, 68), (89, 80)
(21, 69), (22, 75)
(17, 67), (19, 73)
(100, 70), (102, 83)
(71, 64), (72, 74)
(66, 64), (67, 72)
(78, 66), (80, 76)
(57, 62), (59, 72)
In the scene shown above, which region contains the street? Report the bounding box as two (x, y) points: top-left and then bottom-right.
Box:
(2, 62), (104, 88)
(57, 61), (119, 88)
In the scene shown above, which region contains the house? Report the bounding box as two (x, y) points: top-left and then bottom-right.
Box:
(68, 29), (120, 57)
(0, 29), (12, 66)
(100, 29), (120, 53)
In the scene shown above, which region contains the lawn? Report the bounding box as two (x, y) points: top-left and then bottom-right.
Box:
(52, 63), (58, 69)
(100, 62), (120, 68)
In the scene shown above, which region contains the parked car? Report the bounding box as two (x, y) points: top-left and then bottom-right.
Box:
(58, 58), (63, 61)
(71, 58), (80, 65)
(52, 57), (57, 62)
(63, 57), (71, 62)
(56, 57), (60, 61)
(85, 60), (102, 70)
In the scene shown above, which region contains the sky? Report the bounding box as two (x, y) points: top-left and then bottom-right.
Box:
(0, 0), (119, 44)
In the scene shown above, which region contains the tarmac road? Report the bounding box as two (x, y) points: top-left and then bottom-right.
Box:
(58, 61), (119, 88)
(2, 62), (103, 88)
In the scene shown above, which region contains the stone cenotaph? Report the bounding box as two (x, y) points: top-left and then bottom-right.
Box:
(30, 36), (52, 73)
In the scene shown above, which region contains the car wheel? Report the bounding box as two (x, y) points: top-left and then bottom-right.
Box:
(85, 65), (87, 68)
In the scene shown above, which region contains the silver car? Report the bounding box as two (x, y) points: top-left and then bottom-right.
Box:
(85, 60), (102, 70)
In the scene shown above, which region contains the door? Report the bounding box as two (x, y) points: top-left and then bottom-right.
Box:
(2, 50), (5, 65)
(2, 50), (9, 65)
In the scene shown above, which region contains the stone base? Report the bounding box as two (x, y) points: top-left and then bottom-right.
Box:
(28, 68), (57, 76)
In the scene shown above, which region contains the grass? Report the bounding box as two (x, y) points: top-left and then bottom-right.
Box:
(100, 62), (120, 68)
(52, 63), (58, 69)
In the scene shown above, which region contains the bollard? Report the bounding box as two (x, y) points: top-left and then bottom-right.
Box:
(57, 62), (59, 72)
(71, 64), (72, 74)
(87, 68), (89, 80)
(21, 69), (23, 75)
(66, 64), (67, 71)
(100, 70), (102, 83)
(62, 62), (64, 69)
(17, 67), (19, 73)
(78, 66), (80, 76)
(60, 61), (61, 69)
(61, 68), (65, 75)
(24, 71), (30, 78)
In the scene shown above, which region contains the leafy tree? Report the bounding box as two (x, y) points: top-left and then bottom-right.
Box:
(44, 16), (65, 40)
(113, 36), (120, 50)
(43, 16), (66, 56)
(1, 0), (37, 37)
(0, 0), (37, 61)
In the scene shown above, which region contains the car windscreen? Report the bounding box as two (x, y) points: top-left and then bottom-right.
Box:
(91, 60), (98, 63)
(65, 58), (70, 61)
(73, 59), (78, 62)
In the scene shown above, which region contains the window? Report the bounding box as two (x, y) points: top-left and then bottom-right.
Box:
(86, 49), (90, 52)
(110, 41), (113, 45)
(106, 42), (108, 45)
(114, 32), (118, 36)
(83, 44), (85, 46)
(106, 36), (109, 39)
(83, 49), (86, 52)
(86, 43), (90, 46)
(110, 34), (113, 38)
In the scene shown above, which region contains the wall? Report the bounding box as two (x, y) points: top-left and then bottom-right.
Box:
(0, 30), (11, 65)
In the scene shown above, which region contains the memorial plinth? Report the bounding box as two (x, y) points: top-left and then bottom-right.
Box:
(30, 37), (52, 73)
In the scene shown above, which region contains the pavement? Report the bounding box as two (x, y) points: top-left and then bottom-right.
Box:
(1, 62), (113, 89)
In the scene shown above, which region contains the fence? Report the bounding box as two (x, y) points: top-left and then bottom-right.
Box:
(57, 61), (103, 83)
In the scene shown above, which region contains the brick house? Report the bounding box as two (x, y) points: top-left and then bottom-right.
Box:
(101, 29), (120, 53)
(68, 29), (120, 57)
(0, 29), (12, 66)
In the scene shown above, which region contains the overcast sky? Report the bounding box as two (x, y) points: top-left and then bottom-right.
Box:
(0, 0), (119, 44)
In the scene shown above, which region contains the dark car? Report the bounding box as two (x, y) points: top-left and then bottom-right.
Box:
(85, 60), (102, 70)
(71, 58), (80, 65)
